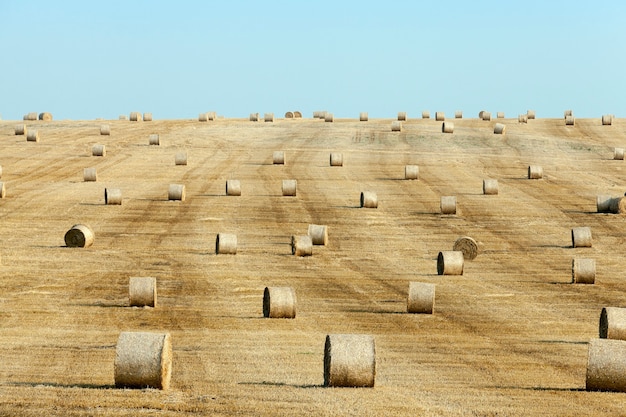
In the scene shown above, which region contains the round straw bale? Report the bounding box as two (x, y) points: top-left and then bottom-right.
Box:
(397, 112), (407, 121)
(602, 115), (613, 125)
(26, 130), (40, 142)
(483, 179), (498, 195)
(407, 282), (435, 314)
(105, 188), (122, 205)
(359, 112), (368, 121)
(360, 191), (378, 208)
(571, 226), (592, 248)
(64, 224), (94, 248)
(497, 112), (505, 119)
(129, 277), (157, 307)
(208, 112), (217, 121)
(308, 224), (328, 246)
(572, 258), (595, 284)
(437, 251), (464, 275)
(596, 195), (613, 213)
(453, 236), (478, 260)
(405, 165), (419, 180)
(0, 182), (5, 198)
(273, 151), (285, 165)
(422, 110), (430, 119)
(442, 122), (454, 133)
(527, 110), (536, 119)
(168, 184), (185, 201)
(129, 112), (141, 121)
(174, 152), (188, 166)
(263, 287), (296, 318)
(293, 111), (302, 118)
(38, 112), (52, 121)
(494, 123), (506, 134)
(119, 115), (128, 120)
(435, 111), (445, 121)
(149, 134), (160, 146)
(92, 144), (106, 157)
(264, 113), (274, 122)
(518, 114), (528, 123)
(564, 110), (573, 118)
(608, 196), (626, 214)
(282, 179), (297, 197)
(455, 110), (463, 119)
(143, 113), (153, 122)
(100, 125), (111, 135)
(84, 168), (97, 182)
(482, 111), (492, 121)
(285, 111), (294, 118)
(391, 121), (402, 132)
(528, 165), (543, 179)
(600, 307), (626, 340)
(565, 115), (575, 126)
(225, 180), (241, 196)
(216, 233), (237, 254)
(325, 113), (334, 122)
(24, 112), (37, 121)
(586, 338), (626, 392)
(291, 235), (312, 256)
(614, 148), (624, 160)
(249, 113), (259, 122)
(15, 124), (26, 135)
(114, 331), (172, 390)
(440, 196), (457, 215)
(324, 334), (376, 387)
(330, 152), (343, 167)
(199, 113), (208, 122)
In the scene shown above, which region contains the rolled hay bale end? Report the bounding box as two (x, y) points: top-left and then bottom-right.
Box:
(528, 165), (543, 179)
(38, 112), (52, 121)
(15, 124), (27, 135)
(324, 334), (376, 387)
(149, 134), (160, 146)
(572, 258), (596, 284)
(263, 287), (296, 318)
(129, 112), (141, 121)
(453, 236), (479, 260)
(494, 123), (506, 134)
(105, 188), (122, 205)
(481, 111), (492, 121)
(291, 235), (312, 256)
(442, 121), (454, 133)
(422, 110), (430, 119)
(83, 168), (97, 182)
(64, 224), (94, 248)
(407, 282), (435, 314)
(167, 184), (185, 201)
(571, 226), (592, 248)
(482, 179), (499, 195)
(455, 110), (463, 119)
(437, 250), (464, 275)
(564, 109), (573, 118)
(586, 338), (626, 392)
(225, 179), (241, 196)
(92, 144), (106, 156)
(273, 151), (285, 165)
(397, 111), (407, 121)
(518, 114), (528, 123)
(359, 112), (368, 121)
(360, 191), (378, 208)
(24, 112), (37, 121)
(440, 196), (457, 215)
(527, 110), (536, 119)
(308, 224), (328, 246)
(405, 165), (419, 180)
(435, 111), (445, 121)
(249, 113), (259, 122)
(143, 113), (153, 122)
(391, 121), (402, 132)
(614, 148), (624, 160)
(264, 113), (274, 122)
(216, 233), (237, 254)
(497, 112), (505, 118)
(565, 115), (576, 126)
(325, 113), (334, 122)
(129, 277), (157, 307)
(609, 196), (626, 214)
(114, 332), (172, 390)
(174, 152), (188, 166)
(0, 182), (5, 198)
(26, 130), (40, 142)
(282, 179), (297, 196)
(599, 307), (626, 340)
(100, 125), (111, 135)
(602, 115), (613, 125)
(293, 111), (302, 118)
(329, 152), (343, 167)
(285, 111), (294, 119)
(596, 195), (613, 213)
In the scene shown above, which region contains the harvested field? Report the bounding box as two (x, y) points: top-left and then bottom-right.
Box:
(1, 116), (626, 415)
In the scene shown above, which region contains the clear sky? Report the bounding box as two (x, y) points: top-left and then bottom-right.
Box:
(1, 0), (625, 120)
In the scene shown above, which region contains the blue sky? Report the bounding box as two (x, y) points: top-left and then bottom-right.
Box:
(1, 1), (625, 120)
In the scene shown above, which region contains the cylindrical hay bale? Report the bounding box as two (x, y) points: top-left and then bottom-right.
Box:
(518, 114), (528, 123)
(527, 110), (536, 119)
(325, 113), (334, 122)
(422, 110), (430, 119)
(324, 334), (376, 387)
(571, 226), (592, 248)
(596, 195), (613, 213)
(273, 151), (285, 165)
(528, 165), (543, 179)
(599, 307), (626, 340)
(614, 148), (624, 160)
(293, 111), (302, 118)
(143, 113), (153, 122)
(129, 112), (141, 121)
(0, 181), (5, 198)
(608, 196), (626, 214)
(440, 196), (457, 215)
(119, 115), (128, 120)
(391, 121), (402, 132)
(64, 224), (94, 248)
(405, 165), (419, 180)
(38, 112), (52, 121)
(291, 235), (313, 256)
(497, 112), (505, 118)
(308, 224), (328, 246)
(359, 112), (368, 121)
(483, 179), (498, 195)
(92, 144), (106, 157)
(435, 111), (445, 121)
(105, 188), (122, 205)
(442, 121), (454, 133)
(225, 180), (241, 196)
(26, 130), (40, 142)
(330, 152), (343, 167)
(565, 115), (575, 126)
(285, 111), (294, 118)
(84, 168), (97, 182)
(216, 233), (237, 254)
(174, 152), (188, 166)
(407, 282), (435, 314)
(602, 115), (613, 125)
(100, 125), (111, 136)
(494, 123), (506, 134)
(282, 179), (297, 197)
(129, 277), (157, 307)
(15, 124), (26, 135)
(455, 110), (463, 119)
(453, 236), (478, 260)
(563, 109), (573, 118)
(264, 113), (274, 122)
(208, 112), (216, 121)
(397, 111), (407, 121)
(360, 191), (378, 208)
(149, 134), (160, 146)
(586, 338), (626, 392)
(482, 111), (492, 121)
(263, 287), (296, 318)
(249, 113), (259, 122)
(199, 113), (209, 122)
(24, 112), (37, 121)
(572, 258), (596, 284)
(478, 110), (485, 119)
(437, 251), (464, 275)
(168, 184), (185, 201)
(114, 331), (172, 390)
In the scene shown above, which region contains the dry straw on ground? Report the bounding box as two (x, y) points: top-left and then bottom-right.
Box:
(83, 168), (97, 182)
(360, 191), (378, 208)
(129, 277), (157, 307)
(483, 179), (498, 195)
(149, 134), (160, 146)
(308, 224), (328, 246)
(528, 165), (543, 179)
(291, 235), (312, 256)
(226, 180), (241, 196)
(114, 332), (172, 390)
(442, 122), (454, 133)
(405, 165), (419, 180)
(599, 307), (626, 340)
(440, 196), (457, 215)
(571, 226), (592, 248)
(324, 334), (376, 387)
(282, 179), (297, 196)
(330, 152), (343, 166)
(100, 125), (110, 135)
(92, 144), (106, 156)
(571, 258), (595, 284)
(105, 188), (122, 205)
(216, 233), (237, 254)
(168, 184), (185, 201)
(64, 224), (94, 248)
(263, 287), (296, 318)
(586, 338), (626, 392)
(407, 282), (435, 314)
(175, 152), (188, 166)
(453, 236), (479, 260)
(437, 251), (464, 275)
(359, 112), (368, 121)
(273, 151), (285, 165)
